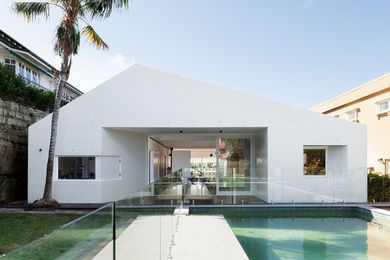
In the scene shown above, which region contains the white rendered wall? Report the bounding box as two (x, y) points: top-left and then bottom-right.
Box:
(266, 123), (366, 203)
(100, 129), (148, 202)
(28, 65), (367, 203)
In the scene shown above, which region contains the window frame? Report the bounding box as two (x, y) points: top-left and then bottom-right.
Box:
(345, 109), (359, 122)
(57, 156), (97, 180)
(375, 99), (390, 115)
(303, 146), (327, 177)
(18, 62), (25, 78)
(4, 58), (16, 74)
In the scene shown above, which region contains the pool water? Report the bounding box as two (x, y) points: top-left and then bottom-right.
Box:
(226, 217), (390, 260)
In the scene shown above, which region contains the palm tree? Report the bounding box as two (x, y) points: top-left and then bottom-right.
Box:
(13, 0), (129, 207)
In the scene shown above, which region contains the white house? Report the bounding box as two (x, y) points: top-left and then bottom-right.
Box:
(28, 65), (367, 204)
(0, 29), (83, 101)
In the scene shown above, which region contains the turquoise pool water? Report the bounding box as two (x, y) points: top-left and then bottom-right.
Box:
(226, 216), (390, 260)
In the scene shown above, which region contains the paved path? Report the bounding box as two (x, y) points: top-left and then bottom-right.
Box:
(172, 215), (248, 260)
(93, 215), (173, 260)
(93, 214), (248, 260)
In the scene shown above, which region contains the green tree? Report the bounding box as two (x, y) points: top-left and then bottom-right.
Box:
(13, 0), (129, 207)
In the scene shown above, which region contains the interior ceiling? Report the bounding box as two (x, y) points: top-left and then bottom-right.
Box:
(152, 135), (217, 149)
(109, 127), (264, 134)
(107, 127), (266, 149)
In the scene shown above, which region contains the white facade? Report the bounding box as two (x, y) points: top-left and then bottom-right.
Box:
(28, 65), (367, 203)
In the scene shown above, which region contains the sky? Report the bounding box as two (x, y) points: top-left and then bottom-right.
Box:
(1, 0), (390, 108)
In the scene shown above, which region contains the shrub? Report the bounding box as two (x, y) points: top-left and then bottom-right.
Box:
(0, 64), (66, 111)
(367, 173), (390, 202)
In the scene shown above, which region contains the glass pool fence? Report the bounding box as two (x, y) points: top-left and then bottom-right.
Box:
(4, 166), (388, 259)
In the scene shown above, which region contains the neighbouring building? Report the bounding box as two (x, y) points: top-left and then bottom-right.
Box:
(0, 29), (83, 101)
(313, 73), (390, 175)
(28, 65), (367, 204)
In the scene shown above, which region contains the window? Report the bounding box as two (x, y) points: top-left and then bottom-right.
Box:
(218, 137), (251, 191)
(32, 71), (40, 84)
(58, 157), (96, 179)
(25, 67), (32, 81)
(304, 148), (326, 175)
(346, 109), (358, 122)
(376, 99), (389, 115)
(4, 58), (16, 73)
(18, 63), (25, 77)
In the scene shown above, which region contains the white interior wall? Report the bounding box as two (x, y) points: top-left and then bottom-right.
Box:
(148, 138), (170, 183)
(253, 129), (268, 201)
(172, 150), (191, 172)
(190, 149), (216, 159)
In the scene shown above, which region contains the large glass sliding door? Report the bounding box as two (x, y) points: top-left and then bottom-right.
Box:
(217, 137), (251, 192)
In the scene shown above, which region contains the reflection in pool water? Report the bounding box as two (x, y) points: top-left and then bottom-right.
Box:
(226, 217), (390, 260)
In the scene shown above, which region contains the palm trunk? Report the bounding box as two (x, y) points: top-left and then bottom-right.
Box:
(42, 56), (70, 202)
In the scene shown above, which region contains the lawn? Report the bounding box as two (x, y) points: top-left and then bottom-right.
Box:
(1, 207), (173, 259)
(0, 213), (80, 255)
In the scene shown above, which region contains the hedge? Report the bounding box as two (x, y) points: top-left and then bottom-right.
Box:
(0, 64), (66, 111)
(367, 173), (390, 202)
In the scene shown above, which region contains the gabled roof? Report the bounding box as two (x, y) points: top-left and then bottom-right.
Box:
(49, 64), (361, 131)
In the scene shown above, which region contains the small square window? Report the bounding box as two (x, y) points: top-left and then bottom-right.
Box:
(304, 148), (326, 175)
(346, 110), (358, 122)
(376, 100), (389, 114)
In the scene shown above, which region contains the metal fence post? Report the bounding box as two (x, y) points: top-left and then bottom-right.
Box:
(112, 202), (116, 260)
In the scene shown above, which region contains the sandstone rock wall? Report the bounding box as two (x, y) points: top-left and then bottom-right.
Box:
(0, 98), (47, 202)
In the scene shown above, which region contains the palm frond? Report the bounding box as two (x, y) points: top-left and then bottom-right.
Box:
(83, 0), (129, 19)
(12, 2), (50, 21)
(81, 25), (108, 50)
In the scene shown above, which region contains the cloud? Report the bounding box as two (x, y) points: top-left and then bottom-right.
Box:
(109, 54), (134, 70)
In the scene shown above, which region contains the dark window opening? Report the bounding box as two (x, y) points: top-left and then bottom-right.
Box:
(58, 157), (96, 179)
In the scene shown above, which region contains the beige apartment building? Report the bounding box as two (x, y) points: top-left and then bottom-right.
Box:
(313, 73), (390, 175)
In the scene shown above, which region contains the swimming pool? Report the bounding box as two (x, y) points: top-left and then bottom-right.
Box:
(191, 207), (390, 260)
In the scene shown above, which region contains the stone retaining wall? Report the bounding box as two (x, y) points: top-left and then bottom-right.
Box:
(0, 98), (47, 202)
